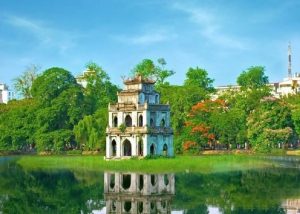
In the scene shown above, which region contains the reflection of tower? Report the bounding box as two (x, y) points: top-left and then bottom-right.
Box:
(282, 199), (300, 214)
(104, 172), (175, 214)
(288, 42), (292, 79)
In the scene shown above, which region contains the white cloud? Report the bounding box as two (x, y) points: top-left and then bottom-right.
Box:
(115, 29), (177, 45)
(3, 15), (78, 54)
(172, 2), (249, 50)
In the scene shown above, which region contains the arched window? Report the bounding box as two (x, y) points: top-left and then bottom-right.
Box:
(122, 174), (131, 190)
(150, 118), (154, 127)
(163, 174), (169, 186)
(138, 202), (143, 213)
(150, 144), (155, 155)
(125, 115), (132, 127)
(110, 174), (115, 189)
(111, 201), (116, 211)
(138, 115), (143, 127)
(150, 202), (156, 213)
(155, 94), (159, 103)
(160, 119), (166, 128)
(163, 144), (168, 156)
(123, 139), (132, 156)
(113, 116), (118, 127)
(151, 174), (156, 186)
(138, 175), (144, 191)
(112, 140), (117, 156)
(124, 201), (131, 212)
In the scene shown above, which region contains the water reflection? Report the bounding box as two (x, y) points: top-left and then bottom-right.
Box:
(2, 157), (300, 213)
(104, 172), (175, 214)
(282, 199), (300, 214)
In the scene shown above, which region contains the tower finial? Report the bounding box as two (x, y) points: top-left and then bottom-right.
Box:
(288, 42), (292, 78)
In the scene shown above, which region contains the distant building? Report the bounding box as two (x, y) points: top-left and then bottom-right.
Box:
(0, 83), (14, 104)
(104, 172), (175, 213)
(105, 76), (174, 159)
(215, 43), (300, 98)
(75, 69), (96, 88)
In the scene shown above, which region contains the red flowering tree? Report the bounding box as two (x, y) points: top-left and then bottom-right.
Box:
(183, 99), (226, 151)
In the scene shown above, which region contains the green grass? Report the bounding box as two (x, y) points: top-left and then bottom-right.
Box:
(16, 154), (279, 173)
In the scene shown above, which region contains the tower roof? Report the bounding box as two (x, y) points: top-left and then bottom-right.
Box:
(123, 75), (155, 85)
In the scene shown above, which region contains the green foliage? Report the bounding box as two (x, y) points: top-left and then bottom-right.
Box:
(247, 99), (294, 151)
(118, 123), (126, 133)
(211, 107), (247, 147)
(83, 62), (119, 114)
(184, 67), (214, 92)
(32, 68), (85, 152)
(293, 109), (300, 136)
(0, 99), (37, 151)
(13, 64), (40, 98)
(288, 95), (300, 137)
(35, 129), (73, 152)
(73, 108), (108, 151)
(237, 66), (269, 90)
(31, 67), (78, 104)
(132, 58), (174, 84)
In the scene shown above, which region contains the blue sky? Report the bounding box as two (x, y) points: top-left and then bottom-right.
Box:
(1, 0), (300, 88)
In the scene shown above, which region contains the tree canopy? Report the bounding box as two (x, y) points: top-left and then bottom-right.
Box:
(132, 58), (175, 85)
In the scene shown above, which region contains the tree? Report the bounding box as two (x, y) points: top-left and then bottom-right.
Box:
(285, 94), (300, 137)
(184, 67), (214, 92)
(211, 107), (247, 148)
(83, 62), (119, 114)
(184, 99), (227, 150)
(31, 67), (79, 104)
(155, 58), (175, 84)
(30, 67), (85, 152)
(73, 107), (108, 151)
(132, 58), (174, 84)
(13, 64), (40, 98)
(247, 99), (294, 152)
(0, 99), (37, 151)
(237, 66), (269, 90)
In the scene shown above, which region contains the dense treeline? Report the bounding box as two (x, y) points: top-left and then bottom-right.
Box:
(0, 63), (118, 153)
(0, 59), (300, 154)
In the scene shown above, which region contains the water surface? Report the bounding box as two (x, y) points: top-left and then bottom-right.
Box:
(1, 156), (300, 213)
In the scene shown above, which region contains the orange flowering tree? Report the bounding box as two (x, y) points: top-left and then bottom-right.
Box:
(183, 99), (226, 150)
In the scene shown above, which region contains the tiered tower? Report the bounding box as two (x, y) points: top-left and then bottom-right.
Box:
(105, 76), (174, 159)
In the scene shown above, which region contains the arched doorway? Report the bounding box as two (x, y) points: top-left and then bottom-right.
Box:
(123, 139), (132, 156)
(138, 115), (143, 127)
(112, 140), (117, 156)
(163, 144), (168, 156)
(138, 139), (143, 156)
(150, 144), (155, 155)
(113, 116), (118, 127)
(125, 115), (132, 127)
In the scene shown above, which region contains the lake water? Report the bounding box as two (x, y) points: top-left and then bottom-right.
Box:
(1, 156), (300, 213)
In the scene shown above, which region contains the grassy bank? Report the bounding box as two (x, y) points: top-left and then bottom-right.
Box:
(16, 155), (279, 173)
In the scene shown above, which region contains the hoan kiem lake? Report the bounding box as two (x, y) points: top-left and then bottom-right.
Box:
(1, 155), (300, 213)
